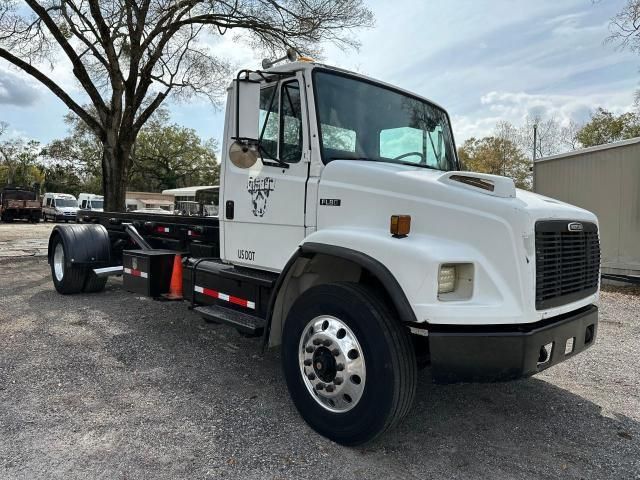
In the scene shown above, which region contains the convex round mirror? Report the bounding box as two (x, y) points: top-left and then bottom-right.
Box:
(229, 141), (258, 169)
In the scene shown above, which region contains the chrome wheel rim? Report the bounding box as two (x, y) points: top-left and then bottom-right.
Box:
(298, 315), (366, 413)
(53, 243), (65, 282)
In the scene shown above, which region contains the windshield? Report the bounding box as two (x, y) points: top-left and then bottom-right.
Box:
(313, 71), (458, 171)
(55, 199), (76, 208)
(90, 200), (103, 209)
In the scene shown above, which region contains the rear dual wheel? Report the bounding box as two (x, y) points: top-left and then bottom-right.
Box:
(50, 234), (107, 294)
(282, 282), (417, 446)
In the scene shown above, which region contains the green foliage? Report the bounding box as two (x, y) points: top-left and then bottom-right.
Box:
(129, 114), (219, 192)
(576, 108), (640, 147)
(0, 128), (44, 188)
(458, 136), (532, 190)
(44, 110), (219, 194)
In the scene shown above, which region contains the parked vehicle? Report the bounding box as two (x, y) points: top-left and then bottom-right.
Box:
(46, 56), (601, 446)
(77, 193), (104, 211)
(77, 193), (104, 222)
(0, 186), (41, 223)
(42, 193), (78, 222)
(133, 208), (175, 215)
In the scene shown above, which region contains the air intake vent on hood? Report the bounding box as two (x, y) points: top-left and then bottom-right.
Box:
(438, 171), (516, 198)
(449, 175), (495, 192)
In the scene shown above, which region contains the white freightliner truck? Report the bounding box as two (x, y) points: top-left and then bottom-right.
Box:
(47, 56), (601, 446)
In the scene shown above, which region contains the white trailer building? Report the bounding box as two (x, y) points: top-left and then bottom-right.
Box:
(534, 137), (640, 279)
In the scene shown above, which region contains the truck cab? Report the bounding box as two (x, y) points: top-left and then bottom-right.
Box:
(221, 60), (598, 335)
(47, 58), (600, 446)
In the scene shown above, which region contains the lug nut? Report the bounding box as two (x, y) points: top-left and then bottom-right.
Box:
(336, 363), (344, 371)
(316, 383), (324, 390)
(332, 348), (340, 357)
(304, 359), (312, 366)
(305, 346), (314, 353)
(323, 339), (332, 347)
(325, 385), (335, 392)
(334, 377), (343, 385)
(313, 338), (322, 345)
(307, 373), (316, 380)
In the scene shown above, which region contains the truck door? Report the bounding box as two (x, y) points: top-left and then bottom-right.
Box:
(223, 74), (309, 272)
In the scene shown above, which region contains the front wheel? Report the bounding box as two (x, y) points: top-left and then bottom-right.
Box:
(282, 282), (417, 446)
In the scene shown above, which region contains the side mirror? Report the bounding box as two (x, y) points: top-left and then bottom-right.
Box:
(230, 78), (260, 169)
(235, 79), (260, 142)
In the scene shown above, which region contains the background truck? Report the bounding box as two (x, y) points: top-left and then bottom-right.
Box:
(46, 55), (601, 446)
(0, 186), (41, 223)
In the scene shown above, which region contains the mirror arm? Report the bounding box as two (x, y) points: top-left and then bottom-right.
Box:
(257, 143), (290, 169)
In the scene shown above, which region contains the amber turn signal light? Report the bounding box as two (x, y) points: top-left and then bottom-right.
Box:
(390, 215), (411, 237)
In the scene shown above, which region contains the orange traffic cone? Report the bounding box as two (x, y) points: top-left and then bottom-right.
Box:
(163, 254), (183, 300)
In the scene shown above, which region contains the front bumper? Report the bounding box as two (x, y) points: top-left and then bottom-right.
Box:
(429, 305), (598, 383)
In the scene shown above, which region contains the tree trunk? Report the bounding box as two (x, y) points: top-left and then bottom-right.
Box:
(101, 129), (132, 212)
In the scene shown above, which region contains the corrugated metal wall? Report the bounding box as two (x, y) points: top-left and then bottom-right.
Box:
(534, 141), (640, 275)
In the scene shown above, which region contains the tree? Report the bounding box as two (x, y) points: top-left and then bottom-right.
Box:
(518, 116), (565, 160)
(44, 108), (219, 192)
(0, 1), (373, 211)
(559, 119), (583, 151)
(41, 162), (84, 196)
(128, 112), (219, 191)
(609, 1), (640, 107)
(458, 136), (531, 189)
(42, 112), (103, 191)
(0, 123), (44, 187)
(576, 108), (640, 147)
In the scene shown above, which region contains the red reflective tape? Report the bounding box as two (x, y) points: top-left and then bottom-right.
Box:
(194, 286), (255, 310)
(155, 226), (170, 233)
(124, 267), (148, 278)
(229, 296), (247, 307)
(201, 287), (219, 298)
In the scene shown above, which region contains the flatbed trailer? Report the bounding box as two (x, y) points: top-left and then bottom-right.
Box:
(47, 57), (600, 446)
(86, 211), (221, 260)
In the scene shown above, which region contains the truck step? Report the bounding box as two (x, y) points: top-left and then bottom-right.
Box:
(194, 305), (265, 336)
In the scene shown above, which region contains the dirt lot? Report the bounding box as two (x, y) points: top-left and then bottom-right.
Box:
(0, 222), (54, 257)
(0, 225), (638, 479)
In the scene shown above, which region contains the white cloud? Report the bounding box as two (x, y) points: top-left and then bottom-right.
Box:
(0, 67), (40, 106)
(481, 88), (633, 124)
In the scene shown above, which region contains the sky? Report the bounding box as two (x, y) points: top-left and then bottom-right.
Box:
(0, 0), (638, 149)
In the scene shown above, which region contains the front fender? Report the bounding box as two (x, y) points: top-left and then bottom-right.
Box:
(301, 228), (524, 325)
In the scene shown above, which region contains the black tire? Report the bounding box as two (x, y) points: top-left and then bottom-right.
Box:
(282, 282), (417, 446)
(83, 271), (108, 293)
(50, 234), (88, 294)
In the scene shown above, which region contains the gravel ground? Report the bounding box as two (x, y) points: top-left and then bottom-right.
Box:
(0, 223), (54, 257)
(0, 227), (638, 479)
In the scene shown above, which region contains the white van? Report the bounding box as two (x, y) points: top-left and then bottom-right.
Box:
(77, 193), (104, 212)
(42, 193), (78, 222)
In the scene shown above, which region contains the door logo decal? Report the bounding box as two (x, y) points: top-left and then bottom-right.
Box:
(247, 177), (276, 217)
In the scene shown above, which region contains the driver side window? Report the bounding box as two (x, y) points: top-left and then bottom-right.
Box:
(258, 80), (304, 163)
(259, 85), (279, 159)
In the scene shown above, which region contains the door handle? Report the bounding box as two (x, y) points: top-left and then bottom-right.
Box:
(225, 200), (234, 220)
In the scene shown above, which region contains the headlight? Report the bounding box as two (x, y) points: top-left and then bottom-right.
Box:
(438, 264), (457, 294)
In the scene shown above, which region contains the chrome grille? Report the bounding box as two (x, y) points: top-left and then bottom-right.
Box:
(535, 221), (600, 310)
